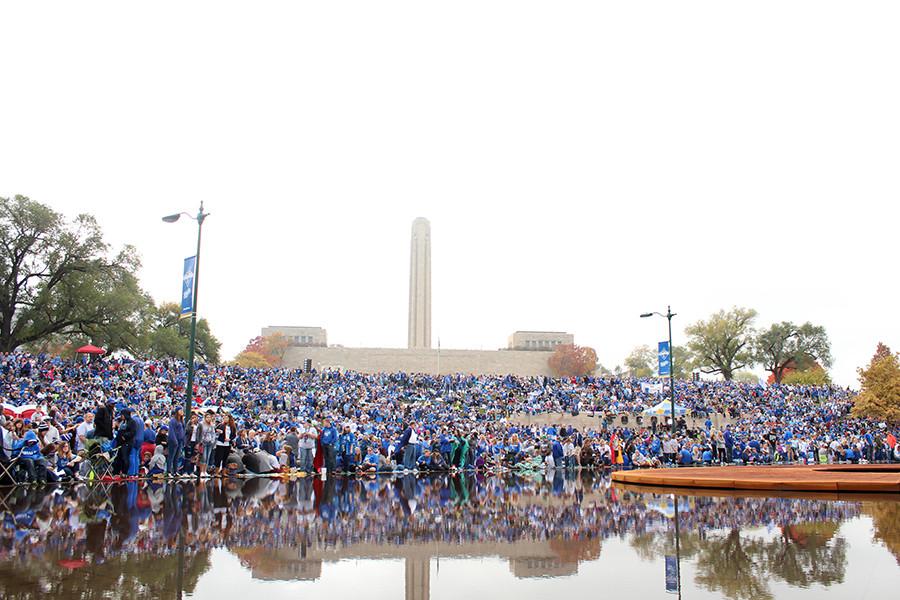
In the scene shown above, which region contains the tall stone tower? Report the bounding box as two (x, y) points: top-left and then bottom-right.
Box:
(407, 217), (431, 349)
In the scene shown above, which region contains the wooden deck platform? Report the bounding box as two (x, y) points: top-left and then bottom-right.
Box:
(610, 464), (900, 493)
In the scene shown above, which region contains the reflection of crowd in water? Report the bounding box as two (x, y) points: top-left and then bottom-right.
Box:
(0, 473), (862, 567)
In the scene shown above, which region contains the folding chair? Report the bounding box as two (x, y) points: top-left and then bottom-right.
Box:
(84, 476), (115, 506)
(0, 482), (17, 514)
(87, 445), (117, 482)
(0, 456), (20, 487)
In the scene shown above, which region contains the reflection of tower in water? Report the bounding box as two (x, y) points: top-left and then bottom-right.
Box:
(405, 557), (430, 600)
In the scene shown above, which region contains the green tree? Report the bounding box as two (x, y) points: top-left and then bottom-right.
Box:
(143, 302), (221, 363)
(625, 346), (693, 379)
(685, 307), (757, 381)
(852, 344), (900, 425)
(764, 523), (847, 588)
(0, 550), (211, 600)
(624, 345), (655, 378)
(695, 529), (771, 600)
(733, 370), (760, 383)
(0, 195), (150, 352)
(753, 321), (832, 384)
(672, 346), (696, 379)
(865, 501), (900, 565)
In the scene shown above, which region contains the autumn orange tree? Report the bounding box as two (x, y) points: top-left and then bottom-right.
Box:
(233, 332), (291, 368)
(852, 343), (900, 425)
(781, 364), (831, 386)
(548, 344), (598, 377)
(231, 351), (272, 368)
(770, 355), (831, 385)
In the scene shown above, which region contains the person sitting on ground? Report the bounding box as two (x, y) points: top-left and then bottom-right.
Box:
(580, 439), (596, 469)
(678, 444), (694, 466)
(416, 448), (434, 471)
(277, 445), (293, 472)
(55, 442), (81, 481)
(360, 447), (383, 472)
(242, 447), (281, 474)
(225, 446), (246, 476)
(631, 447), (661, 468)
(429, 448), (449, 471)
(147, 444), (167, 479)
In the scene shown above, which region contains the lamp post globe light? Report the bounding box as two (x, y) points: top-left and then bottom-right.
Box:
(640, 306), (677, 434)
(162, 202), (209, 423)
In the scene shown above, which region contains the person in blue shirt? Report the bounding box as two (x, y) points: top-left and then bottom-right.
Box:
(678, 446), (693, 466)
(320, 417), (338, 473)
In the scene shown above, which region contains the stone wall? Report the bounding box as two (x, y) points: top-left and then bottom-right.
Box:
(510, 411), (735, 431)
(283, 346), (554, 376)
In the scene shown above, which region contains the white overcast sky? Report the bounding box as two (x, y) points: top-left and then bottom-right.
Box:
(2, 2), (898, 386)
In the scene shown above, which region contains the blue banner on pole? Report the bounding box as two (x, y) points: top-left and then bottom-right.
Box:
(665, 555), (679, 593)
(180, 256), (196, 318)
(658, 341), (671, 377)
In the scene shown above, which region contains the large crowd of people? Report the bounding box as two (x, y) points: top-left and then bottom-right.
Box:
(1, 350), (898, 485)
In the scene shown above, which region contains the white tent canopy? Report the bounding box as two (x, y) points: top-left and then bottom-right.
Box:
(642, 400), (687, 417)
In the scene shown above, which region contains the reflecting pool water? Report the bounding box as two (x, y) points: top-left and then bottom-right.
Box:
(0, 473), (897, 599)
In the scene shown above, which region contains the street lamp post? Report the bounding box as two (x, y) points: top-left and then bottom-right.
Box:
(640, 306), (677, 434)
(163, 202), (209, 423)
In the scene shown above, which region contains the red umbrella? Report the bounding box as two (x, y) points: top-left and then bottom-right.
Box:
(75, 344), (106, 355)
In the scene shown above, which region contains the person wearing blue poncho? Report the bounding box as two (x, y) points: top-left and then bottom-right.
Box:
(129, 412), (144, 477)
(166, 408), (185, 475)
(13, 429), (45, 483)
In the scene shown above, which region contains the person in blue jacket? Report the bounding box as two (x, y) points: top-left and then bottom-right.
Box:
(551, 438), (564, 469)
